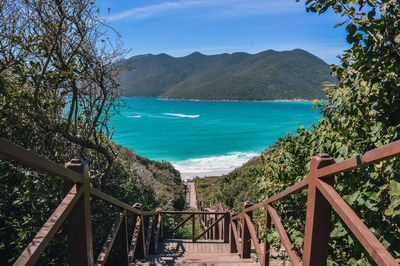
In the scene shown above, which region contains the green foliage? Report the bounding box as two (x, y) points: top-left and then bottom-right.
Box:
(200, 0), (400, 263)
(120, 49), (335, 100)
(194, 176), (222, 206)
(0, 0), (185, 264)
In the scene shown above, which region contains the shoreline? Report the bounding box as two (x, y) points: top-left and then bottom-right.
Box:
(180, 169), (233, 180)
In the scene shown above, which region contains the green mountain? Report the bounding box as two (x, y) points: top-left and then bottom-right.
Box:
(119, 49), (336, 100)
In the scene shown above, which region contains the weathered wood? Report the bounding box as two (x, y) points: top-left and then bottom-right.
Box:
(267, 205), (301, 266)
(96, 210), (126, 266)
(303, 154), (335, 266)
(0, 138), (83, 183)
(64, 160), (94, 266)
(241, 201), (252, 259)
(316, 179), (398, 265)
(14, 185), (83, 266)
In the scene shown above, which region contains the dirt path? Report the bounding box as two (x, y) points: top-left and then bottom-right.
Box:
(184, 181), (197, 209)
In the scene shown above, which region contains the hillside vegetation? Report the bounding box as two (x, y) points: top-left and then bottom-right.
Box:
(0, 1), (184, 264)
(119, 49), (336, 100)
(195, 0), (400, 265)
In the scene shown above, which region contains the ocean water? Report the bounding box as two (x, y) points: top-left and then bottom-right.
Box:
(112, 97), (321, 175)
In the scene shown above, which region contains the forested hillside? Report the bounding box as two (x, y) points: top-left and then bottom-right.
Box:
(119, 49), (336, 100)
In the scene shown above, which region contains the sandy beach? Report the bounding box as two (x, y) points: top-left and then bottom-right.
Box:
(180, 169), (233, 180)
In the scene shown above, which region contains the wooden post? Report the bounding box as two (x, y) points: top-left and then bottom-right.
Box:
(64, 159), (94, 265)
(219, 218), (223, 240)
(214, 214), (219, 239)
(121, 212), (129, 265)
(230, 213), (238, 253)
(192, 214), (195, 242)
(146, 216), (155, 258)
(211, 217), (215, 240)
(303, 154), (335, 266)
(133, 203), (146, 260)
(241, 201), (252, 259)
(223, 213), (229, 243)
(262, 207), (271, 266)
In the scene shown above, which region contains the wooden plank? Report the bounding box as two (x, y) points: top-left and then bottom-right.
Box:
(267, 205), (301, 266)
(90, 188), (142, 215)
(14, 185), (83, 266)
(96, 210), (126, 266)
(0, 138), (83, 183)
(316, 179), (398, 265)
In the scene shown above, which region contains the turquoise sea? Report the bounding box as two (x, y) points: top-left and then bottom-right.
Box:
(112, 97), (321, 176)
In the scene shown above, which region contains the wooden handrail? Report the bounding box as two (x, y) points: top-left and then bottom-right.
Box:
(229, 140), (400, 266)
(267, 204), (301, 266)
(90, 187), (142, 215)
(0, 138), (83, 183)
(3, 138), (400, 265)
(14, 185), (84, 265)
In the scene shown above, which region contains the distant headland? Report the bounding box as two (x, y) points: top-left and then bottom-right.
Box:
(119, 49), (336, 101)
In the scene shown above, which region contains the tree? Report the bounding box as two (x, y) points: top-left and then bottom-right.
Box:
(0, 0), (127, 177)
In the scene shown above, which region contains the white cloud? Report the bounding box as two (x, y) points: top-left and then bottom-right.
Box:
(108, 0), (304, 21)
(108, 1), (204, 21)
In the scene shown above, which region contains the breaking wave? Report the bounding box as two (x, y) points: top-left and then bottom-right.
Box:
(163, 113), (200, 118)
(172, 152), (258, 174)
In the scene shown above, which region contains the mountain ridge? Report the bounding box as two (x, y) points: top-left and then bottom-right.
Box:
(119, 49), (336, 100)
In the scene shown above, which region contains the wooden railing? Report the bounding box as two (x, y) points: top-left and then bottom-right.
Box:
(2, 137), (400, 265)
(162, 210), (230, 242)
(229, 140), (400, 266)
(0, 138), (163, 266)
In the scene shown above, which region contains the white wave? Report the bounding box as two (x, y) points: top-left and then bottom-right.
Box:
(127, 115), (142, 118)
(172, 152), (258, 175)
(163, 113), (200, 118)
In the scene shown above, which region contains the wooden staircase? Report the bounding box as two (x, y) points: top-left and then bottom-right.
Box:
(1, 137), (400, 265)
(138, 239), (258, 266)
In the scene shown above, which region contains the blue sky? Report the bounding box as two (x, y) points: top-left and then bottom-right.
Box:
(97, 0), (349, 64)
